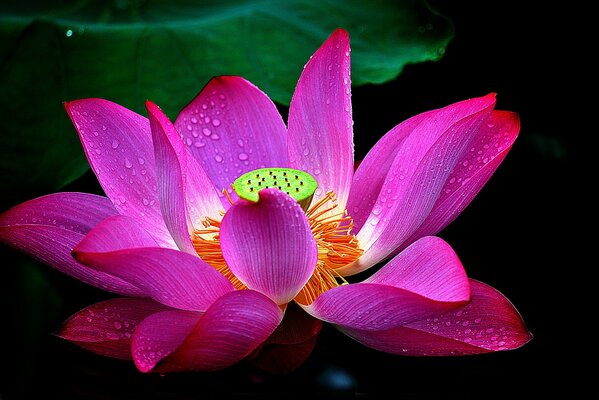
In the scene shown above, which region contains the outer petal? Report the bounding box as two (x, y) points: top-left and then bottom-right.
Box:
(57, 298), (169, 360)
(305, 236), (469, 330)
(402, 111), (520, 246)
(148, 101), (220, 254)
(339, 280), (532, 356)
(65, 99), (174, 248)
(288, 28), (354, 212)
(347, 110), (436, 232)
(304, 283), (463, 331)
(175, 76), (287, 199)
(0, 193), (143, 296)
(73, 214), (158, 250)
(364, 236), (470, 302)
(349, 94), (497, 275)
(132, 290), (283, 372)
(74, 228), (234, 311)
(220, 189), (317, 305)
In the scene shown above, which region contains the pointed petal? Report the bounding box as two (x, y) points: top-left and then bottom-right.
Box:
(0, 193), (142, 296)
(364, 236), (470, 302)
(403, 111), (520, 244)
(304, 283), (464, 331)
(220, 189), (317, 304)
(73, 215), (158, 250)
(347, 110), (435, 232)
(57, 298), (168, 360)
(350, 95), (497, 275)
(65, 99), (174, 248)
(132, 290), (282, 372)
(148, 101), (206, 254)
(175, 76), (287, 198)
(339, 280), (532, 355)
(73, 240), (234, 311)
(288, 29), (354, 212)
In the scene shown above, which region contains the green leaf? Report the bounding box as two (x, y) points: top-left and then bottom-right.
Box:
(0, 0), (453, 207)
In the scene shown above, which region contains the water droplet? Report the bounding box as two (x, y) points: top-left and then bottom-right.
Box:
(138, 157), (145, 165)
(204, 116), (211, 124)
(238, 153), (249, 161)
(212, 118), (221, 127)
(214, 155), (223, 163)
(95, 149), (102, 155)
(202, 127), (211, 136)
(202, 103), (208, 110)
(114, 322), (122, 329)
(462, 160), (469, 167)
(186, 138), (193, 146)
(237, 139), (244, 147)
(343, 78), (348, 85)
(194, 141), (205, 148)
(211, 133), (220, 140)
(372, 206), (382, 216)
(487, 121), (495, 128)
(186, 124), (193, 131)
(125, 158), (132, 168)
(464, 337), (472, 343)
(474, 318), (482, 324)
(191, 117), (198, 124)
(65, 29), (73, 37)
(142, 198), (149, 206)
(303, 148), (310, 156)
(456, 310), (463, 317)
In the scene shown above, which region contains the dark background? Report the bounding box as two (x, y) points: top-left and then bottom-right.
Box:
(1, 1), (576, 398)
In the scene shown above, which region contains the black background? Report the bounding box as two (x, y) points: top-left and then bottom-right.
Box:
(1, 1), (577, 398)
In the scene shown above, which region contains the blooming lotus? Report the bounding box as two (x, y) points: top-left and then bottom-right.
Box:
(0, 29), (531, 373)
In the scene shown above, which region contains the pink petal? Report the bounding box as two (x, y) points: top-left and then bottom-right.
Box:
(220, 189), (317, 304)
(57, 298), (168, 360)
(147, 101), (212, 254)
(350, 94), (497, 275)
(347, 110), (436, 233)
(175, 76), (287, 198)
(287, 28), (354, 212)
(74, 215), (158, 251)
(132, 290), (282, 372)
(65, 99), (174, 248)
(0, 193), (142, 296)
(339, 279), (532, 355)
(403, 111), (521, 246)
(73, 243), (234, 311)
(364, 236), (470, 302)
(304, 283), (465, 331)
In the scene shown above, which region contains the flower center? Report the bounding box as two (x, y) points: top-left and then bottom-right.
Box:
(232, 167), (318, 211)
(192, 168), (363, 305)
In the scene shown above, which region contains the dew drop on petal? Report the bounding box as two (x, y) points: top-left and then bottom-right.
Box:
(202, 128), (211, 136)
(238, 153), (249, 161)
(125, 159), (132, 168)
(212, 119), (221, 127)
(111, 139), (119, 149)
(214, 155), (223, 163)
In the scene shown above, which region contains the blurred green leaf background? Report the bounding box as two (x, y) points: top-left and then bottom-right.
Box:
(0, 0), (453, 209)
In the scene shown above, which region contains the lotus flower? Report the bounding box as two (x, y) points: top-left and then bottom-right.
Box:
(0, 29), (530, 373)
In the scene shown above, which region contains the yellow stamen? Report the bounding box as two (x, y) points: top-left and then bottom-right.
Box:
(192, 190), (362, 305)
